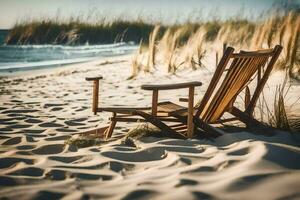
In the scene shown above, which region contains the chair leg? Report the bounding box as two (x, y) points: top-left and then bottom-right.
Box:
(230, 107), (276, 134)
(105, 113), (117, 139)
(133, 110), (186, 139)
(194, 118), (222, 137)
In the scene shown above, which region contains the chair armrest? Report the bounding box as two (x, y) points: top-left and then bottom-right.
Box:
(85, 76), (103, 81)
(141, 81), (202, 90)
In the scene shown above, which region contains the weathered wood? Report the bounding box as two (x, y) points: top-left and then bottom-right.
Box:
(98, 107), (150, 113)
(157, 101), (185, 113)
(85, 45), (282, 139)
(106, 113), (117, 139)
(111, 116), (182, 123)
(152, 90), (158, 116)
(85, 76), (103, 81)
(194, 118), (222, 137)
(229, 106), (277, 135)
(231, 51), (274, 58)
(92, 80), (99, 115)
(196, 47), (234, 118)
(212, 117), (239, 124)
(246, 45), (283, 115)
(187, 86), (195, 138)
(141, 81), (202, 90)
(132, 110), (187, 139)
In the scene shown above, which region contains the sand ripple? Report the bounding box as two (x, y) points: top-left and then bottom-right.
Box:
(0, 59), (299, 199)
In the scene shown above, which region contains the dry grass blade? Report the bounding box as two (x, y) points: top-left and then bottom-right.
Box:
(129, 40), (143, 79)
(273, 85), (291, 131)
(146, 26), (160, 72)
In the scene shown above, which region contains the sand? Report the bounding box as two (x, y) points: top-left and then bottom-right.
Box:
(0, 55), (300, 200)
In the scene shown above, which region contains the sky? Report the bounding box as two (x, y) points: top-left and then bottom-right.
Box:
(0, 0), (299, 29)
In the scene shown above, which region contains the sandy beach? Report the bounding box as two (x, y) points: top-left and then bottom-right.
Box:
(0, 55), (300, 200)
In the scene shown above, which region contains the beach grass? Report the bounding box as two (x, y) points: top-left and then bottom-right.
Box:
(4, 11), (300, 78)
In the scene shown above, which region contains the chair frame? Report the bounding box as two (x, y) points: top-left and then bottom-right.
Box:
(86, 45), (283, 139)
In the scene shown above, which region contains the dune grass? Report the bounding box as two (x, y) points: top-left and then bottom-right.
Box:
(6, 11), (299, 78)
(256, 72), (300, 133)
(129, 11), (300, 78)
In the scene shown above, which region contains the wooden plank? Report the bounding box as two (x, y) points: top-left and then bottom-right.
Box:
(152, 90), (158, 116)
(98, 107), (150, 113)
(93, 80), (99, 115)
(85, 76), (103, 81)
(246, 45), (283, 115)
(203, 57), (249, 122)
(187, 86), (195, 138)
(245, 86), (251, 108)
(231, 51), (274, 58)
(111, 117), (145, 122)
(157, 101), (186, 113)
(173, 125), (188, 131)
(105, 113), (117, 139)
(132, 110), (186, 139)
(195, 47), (234, 118)
(141, 81), (202, 90)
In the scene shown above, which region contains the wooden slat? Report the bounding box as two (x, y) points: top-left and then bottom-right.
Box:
(98, 107), (150, 114)
(203, 57), (251, 122)
(245, 86), (251, 108)
(212, 117), (239, 124)
(157, 101), (186, 113)
(172, 125), (188, 131)
(231, 51), (274, 58)
(111, 117), (145, 122)
(187, 86), (195, 138)
(195, 47), (235, 118)
(246, 45), (283, 115)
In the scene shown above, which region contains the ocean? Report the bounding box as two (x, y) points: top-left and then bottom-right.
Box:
(0, 31), (137, 72)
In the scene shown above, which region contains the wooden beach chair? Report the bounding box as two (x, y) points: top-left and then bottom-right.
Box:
(86, 45), (282, 139)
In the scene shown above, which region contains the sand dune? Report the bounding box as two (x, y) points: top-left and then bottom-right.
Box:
(0, 56), (299, 200)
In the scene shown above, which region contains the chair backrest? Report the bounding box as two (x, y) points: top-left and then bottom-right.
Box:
(196, 45), (283, 123)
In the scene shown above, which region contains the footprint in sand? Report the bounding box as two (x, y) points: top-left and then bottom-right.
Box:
(2, 137), (22, 145)
(55, 128), (77, 133)
(0, 157), (34, 169)
(50, 107), (64, 111)
(17, 145), (36, 150)
(65, 120), (85, 126)
(32, 144), (65, 155)
(2, 109), (39, 114)
(0, 176), (17, 187)
(122, 190), (157, 200)
(8, 167), (44, 177)
(49, 155), (83, 163)
(32, 191), (65, 199)
(43, 103), (66, 108)
(23, 129), (47, 134)
(176, 179), (198, 187)
(39, 122), (64, 128)
(45, 169), (67, 180)
(45, 135), (71, 141)
(25, 118), (43, 123)
(9, 124), (32, 129)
